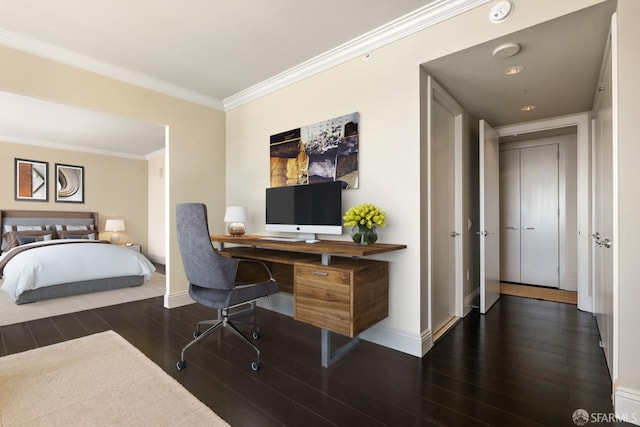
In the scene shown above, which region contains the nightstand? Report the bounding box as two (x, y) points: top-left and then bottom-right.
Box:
(121, 243), (141, 253)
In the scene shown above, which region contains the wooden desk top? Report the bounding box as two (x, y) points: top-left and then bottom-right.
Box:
(210, 234), (406, 257)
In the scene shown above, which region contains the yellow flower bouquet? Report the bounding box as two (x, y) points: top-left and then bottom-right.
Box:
(343, 203), (386, 244)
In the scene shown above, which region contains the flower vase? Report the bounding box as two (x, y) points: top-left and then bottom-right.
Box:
(351, 225), (378, 245)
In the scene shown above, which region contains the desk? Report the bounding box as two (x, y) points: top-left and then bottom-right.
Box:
(211, 235), (406, 367)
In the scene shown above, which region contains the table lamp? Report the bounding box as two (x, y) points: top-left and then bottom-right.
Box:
(224, 206), (248, 236)
(105, 219), (125, 244)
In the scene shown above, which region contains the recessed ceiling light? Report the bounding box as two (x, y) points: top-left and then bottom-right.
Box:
(521, 105), (537, 111)
(505, 65), (525, 75)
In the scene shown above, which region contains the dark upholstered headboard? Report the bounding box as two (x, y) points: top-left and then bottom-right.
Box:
(0, 210), (99, 233)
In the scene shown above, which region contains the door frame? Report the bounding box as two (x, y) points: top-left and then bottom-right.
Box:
(427, 76), (465, 336)
(496, 112), (592, 312)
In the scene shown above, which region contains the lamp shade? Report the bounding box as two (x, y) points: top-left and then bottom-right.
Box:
(223, 206), (248, 223)
(224, 206), (248, 236)
(105, 219), (125, 232)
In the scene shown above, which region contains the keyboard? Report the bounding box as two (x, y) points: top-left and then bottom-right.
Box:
(258, 236), (305, 242)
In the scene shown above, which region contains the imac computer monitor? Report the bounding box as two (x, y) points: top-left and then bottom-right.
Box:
(265, 181), (343, 239)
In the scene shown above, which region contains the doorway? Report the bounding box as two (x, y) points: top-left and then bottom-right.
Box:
(497, 115), (591, 311)
(500, 142), (562, 289)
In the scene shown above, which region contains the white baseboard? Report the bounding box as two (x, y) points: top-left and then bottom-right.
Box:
(360, 324), (431, 357)
(164, 290), (194, 308)
(615, 387), (640, 425)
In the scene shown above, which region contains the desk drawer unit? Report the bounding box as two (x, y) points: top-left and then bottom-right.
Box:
(294, 259), (388, 338)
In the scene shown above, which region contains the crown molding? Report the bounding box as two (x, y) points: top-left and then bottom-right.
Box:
(223, 0), (491, 111)
(0, 29), (225, 111)
(0, 0), (489, 113)
(0, 134), (152, 160)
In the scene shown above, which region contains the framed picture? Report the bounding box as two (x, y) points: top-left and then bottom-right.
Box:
(55, 163), (84, 203)
(14, 158), (48, 202)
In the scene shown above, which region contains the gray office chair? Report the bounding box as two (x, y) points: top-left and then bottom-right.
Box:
(175, 203), (279, 371)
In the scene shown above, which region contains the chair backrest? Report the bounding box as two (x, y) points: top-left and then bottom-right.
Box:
(176, 203), (239, 290)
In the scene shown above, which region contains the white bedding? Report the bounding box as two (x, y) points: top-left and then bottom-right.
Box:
(0, 240), (156, 302)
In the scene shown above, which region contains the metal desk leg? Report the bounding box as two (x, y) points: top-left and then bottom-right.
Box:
(321, 329), (360, 368)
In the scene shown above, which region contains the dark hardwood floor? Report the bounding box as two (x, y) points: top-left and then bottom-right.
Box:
(0, 293), (628, 426)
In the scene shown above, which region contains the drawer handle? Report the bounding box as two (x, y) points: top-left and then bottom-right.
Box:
(312, 271), (329, 276)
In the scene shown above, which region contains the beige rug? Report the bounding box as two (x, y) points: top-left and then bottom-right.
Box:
(0, 273), (166, 326)
(0, 330), (229, 427)
(500, 282), (578, 304)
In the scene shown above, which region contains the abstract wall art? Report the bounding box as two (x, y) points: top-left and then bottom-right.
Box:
(14, 158), (48, 202)
(270, 112), (359, 189)
(55, 163), (84, 203)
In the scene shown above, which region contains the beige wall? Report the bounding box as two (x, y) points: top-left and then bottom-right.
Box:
(0, 45), (226, 301)
(615, 0), (640, 416)
(1, 140), (148, 246)
(226, 0), (605, 355)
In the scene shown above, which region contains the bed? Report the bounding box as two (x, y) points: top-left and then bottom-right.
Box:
(0, 210), (155, 304)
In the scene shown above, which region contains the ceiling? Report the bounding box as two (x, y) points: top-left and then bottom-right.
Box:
(0, 0), (616, 157)
(423, 0), (615, 127)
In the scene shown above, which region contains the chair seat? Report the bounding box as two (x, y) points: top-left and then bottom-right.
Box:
(190, 280), (280, 309)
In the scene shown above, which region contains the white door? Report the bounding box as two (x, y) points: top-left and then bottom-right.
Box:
(427, 76), (463, 337)
(592, 22), (614, 374)
(520, 144), (559, 287)
(499, 149), (521, 282)
(430, 87), (457, 335)
(479, 120), (500, 314)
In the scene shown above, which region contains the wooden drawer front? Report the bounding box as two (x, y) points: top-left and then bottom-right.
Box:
(294, 266), (352, 336)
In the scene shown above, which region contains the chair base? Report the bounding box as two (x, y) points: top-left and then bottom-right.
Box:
(177, 304), (262, 371)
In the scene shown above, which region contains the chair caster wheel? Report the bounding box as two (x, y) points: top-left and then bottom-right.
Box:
(251, 361), (260, 371)
(193, 330), (201, 338)
(176, 360), (187, 370)
(252, 330), (260, 340)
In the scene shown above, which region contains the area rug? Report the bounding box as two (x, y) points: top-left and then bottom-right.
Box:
(0, 330), (229, 426)
(0, 272), (165, 326)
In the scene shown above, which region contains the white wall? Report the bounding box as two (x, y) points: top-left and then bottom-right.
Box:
(226, 0), (606, 356)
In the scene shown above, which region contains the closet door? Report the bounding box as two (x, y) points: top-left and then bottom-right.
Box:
(520, 144), (559, 287)
(499, 149), (521, 282)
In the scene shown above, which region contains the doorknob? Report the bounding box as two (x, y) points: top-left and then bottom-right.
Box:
(476, 231), (488, 236)
(450, 231), (460, 237)
(590, 232), (601, 240)
(505, 226), (518, 230)
(599, 238), (612, 249)
(523, 226), (535, 230)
